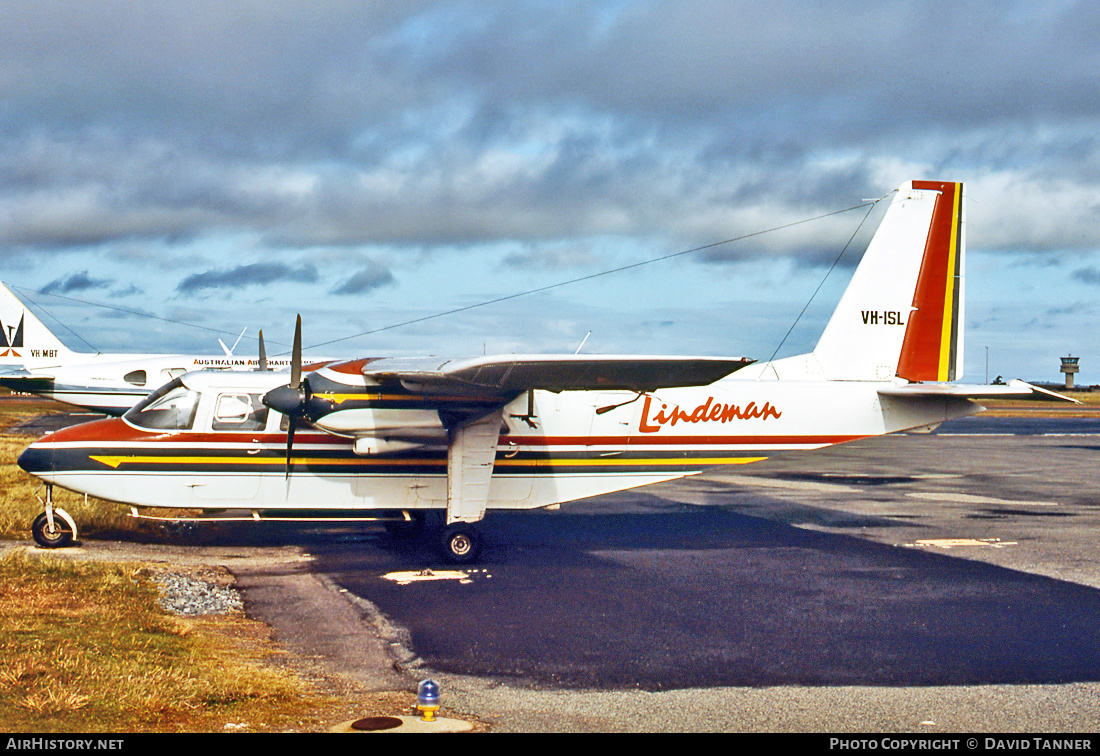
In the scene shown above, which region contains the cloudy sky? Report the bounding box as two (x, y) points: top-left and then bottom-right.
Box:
(2, 1), (1098, 383)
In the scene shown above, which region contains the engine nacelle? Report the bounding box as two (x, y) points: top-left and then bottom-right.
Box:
(352, 437), (432, 456)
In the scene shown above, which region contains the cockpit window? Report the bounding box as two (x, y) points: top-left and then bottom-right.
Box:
(123, 378), (201, 431)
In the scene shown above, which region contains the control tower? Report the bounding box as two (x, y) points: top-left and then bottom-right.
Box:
(1060, 356), (1080, 389)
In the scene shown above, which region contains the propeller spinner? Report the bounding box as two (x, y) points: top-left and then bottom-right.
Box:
(261, 315), (309, 477)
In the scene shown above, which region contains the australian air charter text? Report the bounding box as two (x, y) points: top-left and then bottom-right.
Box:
(830, 739), (1092, 751)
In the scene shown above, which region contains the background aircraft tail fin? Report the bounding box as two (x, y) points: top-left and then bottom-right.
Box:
(812, 181), (965, 382)
(0, 282), (78, 367)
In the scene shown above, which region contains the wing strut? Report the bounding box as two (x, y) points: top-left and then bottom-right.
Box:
(446, 408), (504, 525)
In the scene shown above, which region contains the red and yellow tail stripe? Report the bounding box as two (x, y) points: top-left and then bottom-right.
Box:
(896, 181), (964, 382)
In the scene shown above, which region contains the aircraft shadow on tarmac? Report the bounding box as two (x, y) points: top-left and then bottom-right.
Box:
(283, 503), (1100, 692)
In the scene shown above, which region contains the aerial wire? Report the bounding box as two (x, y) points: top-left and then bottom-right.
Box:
(7, 197), (880, 357)
(760, 192), (887, 370)
(300, 200), (879, 354)
(7, 285), (295, 351)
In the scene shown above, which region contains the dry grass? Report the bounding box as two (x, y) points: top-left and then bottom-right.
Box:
(0, 393), (66, 430)
(0, 433), (142, 542)
(0, 395), (412, 733)
(0, 549), (344, 732)
(0, 393), (153, 541)
(979, 388), (1100, 417)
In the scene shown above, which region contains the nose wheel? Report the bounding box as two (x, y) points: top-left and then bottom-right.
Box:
(32, 511), (75, 548)
(31, 485), (78, 549)
(440, 523), (482, 564)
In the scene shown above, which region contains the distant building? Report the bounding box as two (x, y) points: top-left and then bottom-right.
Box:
(1061, 356), (1080, 389)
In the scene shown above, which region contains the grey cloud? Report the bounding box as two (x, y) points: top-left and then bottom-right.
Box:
(501, 242), (603, 271)
(1072, 267), (1100, 286)
(41, 270), (112, 294)
(0, 1), (1097, 266)
(331, 262), (396, 296)
(176, 262), (319, 295)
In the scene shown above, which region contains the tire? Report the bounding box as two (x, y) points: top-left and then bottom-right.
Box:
(440, 523), (481, 564)
(32, 512), (74, 549)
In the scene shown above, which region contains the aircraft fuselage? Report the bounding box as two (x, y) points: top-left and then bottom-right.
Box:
(17, 365), (980, 515)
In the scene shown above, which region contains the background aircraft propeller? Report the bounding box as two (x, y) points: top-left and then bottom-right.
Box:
(257, 329), (268, 371)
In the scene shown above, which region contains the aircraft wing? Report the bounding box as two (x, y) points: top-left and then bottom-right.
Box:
(357, 354), (755, 397)
(878, 379), (1081, 403)
(0, 368), (54, 381)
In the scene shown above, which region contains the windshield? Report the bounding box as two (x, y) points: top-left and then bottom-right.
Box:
(123, 377), (201, 431)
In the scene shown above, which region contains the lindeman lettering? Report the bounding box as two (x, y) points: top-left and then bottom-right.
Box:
(639, 395), (781, 433)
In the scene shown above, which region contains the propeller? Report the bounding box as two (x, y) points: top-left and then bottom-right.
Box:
(257, 329), (268, 371)
(261, 315), (308, 477)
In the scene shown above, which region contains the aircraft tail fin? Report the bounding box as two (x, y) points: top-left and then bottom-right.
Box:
(812, 181), (965, 382)
(0, 282), (78, 369)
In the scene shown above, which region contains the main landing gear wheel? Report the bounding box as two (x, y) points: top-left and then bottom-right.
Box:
(32, 512), (74, 549)
(440, 523), (481, 564)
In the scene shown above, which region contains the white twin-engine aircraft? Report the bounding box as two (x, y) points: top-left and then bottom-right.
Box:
(0, 281), (325, 415)
(18, 181), (1072, 562)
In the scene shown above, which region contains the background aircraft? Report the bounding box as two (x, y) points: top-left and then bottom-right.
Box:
(0, 281), (328, 414)
(17, 181), (1073, 562)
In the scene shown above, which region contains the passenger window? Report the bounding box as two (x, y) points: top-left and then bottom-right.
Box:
(212, 393), (268, 431)
(124, 370), (147, 386)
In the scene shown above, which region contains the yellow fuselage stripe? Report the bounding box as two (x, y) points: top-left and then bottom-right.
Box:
(496, 456), (766, 468)
(89, 454), (767, 470)
(314, 392), (479, 404)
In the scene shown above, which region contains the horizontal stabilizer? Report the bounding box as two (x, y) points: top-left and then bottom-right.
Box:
(878, 379), (1080, 403)
(359, 354), (754, 396)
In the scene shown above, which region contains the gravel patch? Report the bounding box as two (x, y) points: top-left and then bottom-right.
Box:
(150, 571), (244, 616)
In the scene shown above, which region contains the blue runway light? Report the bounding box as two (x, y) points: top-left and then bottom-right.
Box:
(417, 679), (441, 722)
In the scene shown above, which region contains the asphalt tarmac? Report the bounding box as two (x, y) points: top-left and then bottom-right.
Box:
(298, 417), (1100, 732)
(13, 412), (1100, 733)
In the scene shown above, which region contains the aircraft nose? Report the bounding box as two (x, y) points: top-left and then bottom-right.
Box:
(18, 441), (54, 476)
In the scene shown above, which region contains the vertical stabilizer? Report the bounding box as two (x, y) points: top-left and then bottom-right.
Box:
(895, 181), (965, 382)
(0, 282), (78, 367)
(812, 181), (964, 382)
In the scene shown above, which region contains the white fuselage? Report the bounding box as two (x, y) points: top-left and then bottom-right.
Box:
(18, 363), (980, 516)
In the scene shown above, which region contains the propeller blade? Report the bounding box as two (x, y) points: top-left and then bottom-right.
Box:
(259, 314), (307, 478)
(258, 330), (268, 371)
(290, 314), (302, 389)
(285, 416), (296, 479)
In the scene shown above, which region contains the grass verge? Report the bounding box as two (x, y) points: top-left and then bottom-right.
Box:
(0, 548), (339, 732)
(0, 397), (415, 732)
(0, 432), (142, 542)
(0, 394), (149, 541)
(979, 389), (1100, 417)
